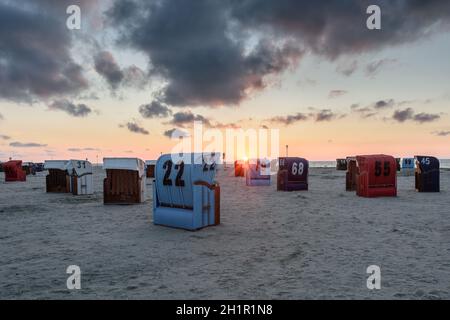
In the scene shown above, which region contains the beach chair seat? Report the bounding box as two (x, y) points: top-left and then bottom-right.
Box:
(246, 159), (271, 186)
(336, 158), (347, 171)
(3, 160), (26, 182)
(401, 157), (415, 176)
(234, 160), (245, 177)
(277, 157), (308, 191)
(356, 155), (397, 197)
(103, 158), (146, 204)
(346, 157), (358, 191)
(45, 160), (70, 193)
(153, 153), (220, 230)
(145, 160), (156, 178)
(65, 160), (94, 195)
(415, 156), (439, 192)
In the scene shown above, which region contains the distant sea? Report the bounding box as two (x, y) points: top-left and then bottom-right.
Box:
(310, 159), (450, 169)
(91, 159), (450, 169)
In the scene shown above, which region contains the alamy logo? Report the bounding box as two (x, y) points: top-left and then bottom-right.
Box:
(66, 5), (81, 30)
(366, 5), (381, 30)
(366, 265), (381, 290)
(66, 265), (81, 290)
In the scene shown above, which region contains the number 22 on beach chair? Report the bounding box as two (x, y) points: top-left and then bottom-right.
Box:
(153, 153), (221, 231)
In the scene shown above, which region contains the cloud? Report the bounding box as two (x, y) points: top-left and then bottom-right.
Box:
(328, 90), (348, 99)
(139, 101), (172, 119)
(49, 99), (92, 117)
(122, 65), (148, 89)
(94, 51), (148, 91)
(0, 113), (3, 120)
(336, 60), (358, 76)
(351, 104), (378, 118)
(365, 59), (397, 77)
(163, 128), (190, 139)
(163, 110), (237, 129)
(391, 108), (440, 124)
(119, 122), (149, 135)
(351, 99), (395, 118)
(432, 131), (450, 137)
(0, 1), (88, 102)
(10, 142), (47, 148)
(297, 78), (317, 87)
(212, 122), (242, 129)
(230, 1), (450, 58)
(268, 109), (343, 125)
(268, 112), (309, 126)
(109, 0), (304, 108)
(311, 109), (341, 122)
(413, 112), (440, 123)
(68, 147), (100, 152)
(167, 111), (212, 128)
(372, 99), (395, 109)
(94, 51), (124, 90)
(109, 0), (450, 108)
(0, 134), (11, 140)
(392, 108), (415, 123)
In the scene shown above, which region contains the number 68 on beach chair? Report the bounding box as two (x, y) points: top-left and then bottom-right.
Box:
(153, 153), (221, 231)
(277, 157), (309, 191)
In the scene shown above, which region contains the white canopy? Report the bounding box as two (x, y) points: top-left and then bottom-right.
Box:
(65, 160), (93, 176)
(44, 160), (68, 170)
(145, 160), (156, 166)
(103, 158), (145, 177)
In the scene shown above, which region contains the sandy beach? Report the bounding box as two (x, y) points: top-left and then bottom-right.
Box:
(0, 167), (449, 299)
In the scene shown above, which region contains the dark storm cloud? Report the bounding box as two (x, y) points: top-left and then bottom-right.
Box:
(109, 0), (304, 108)
(49, 99), (92, 117)
(10, 142), (47, 148)
(119, 122), (149, 135)
(0, 1), (88, 102)
(139, 101), (172, 119)
(230, 1), (450, 58)
(109, 0), (450, 108)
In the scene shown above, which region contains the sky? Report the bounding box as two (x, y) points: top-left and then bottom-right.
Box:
(0, 0), (449, 162)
